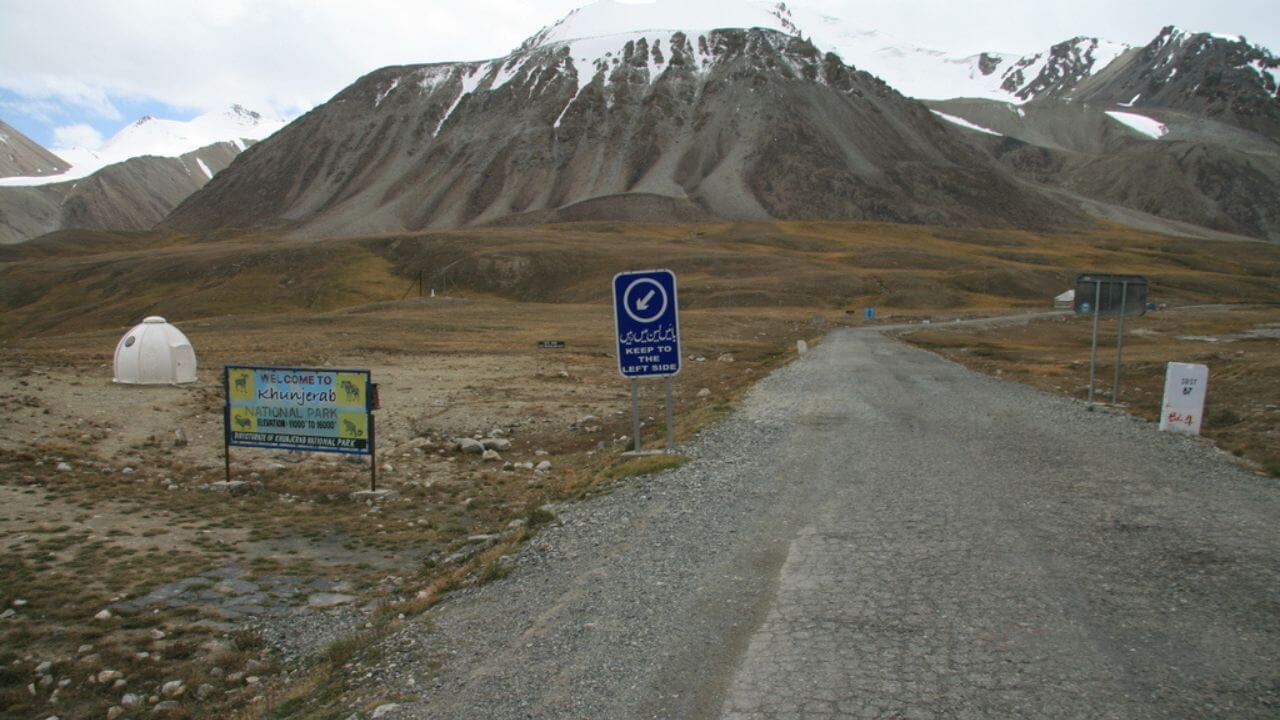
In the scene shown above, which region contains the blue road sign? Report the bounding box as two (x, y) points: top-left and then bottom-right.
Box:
(613, 269), (681, 378)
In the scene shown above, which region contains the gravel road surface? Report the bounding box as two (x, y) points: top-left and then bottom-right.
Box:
(368, 329), (1280, 719)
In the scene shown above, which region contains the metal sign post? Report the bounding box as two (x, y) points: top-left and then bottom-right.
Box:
(1088, 281), (1101, 405)
(1075, 274), (1148, 407)
(631, 379), (642, 452)
(537, 340), (565, 377)
(613, 269), (681, 453)
(1112, 283), (1128, 404)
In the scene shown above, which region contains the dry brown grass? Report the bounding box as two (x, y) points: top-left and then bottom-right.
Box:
(899, 305), (1280, 477)
(3, 219), (1278, 718)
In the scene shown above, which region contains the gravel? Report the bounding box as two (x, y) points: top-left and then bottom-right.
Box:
(331, 329), (1280, 719)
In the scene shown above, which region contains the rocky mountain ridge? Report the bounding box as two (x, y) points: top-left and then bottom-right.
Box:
(163, 24), (1078, 237)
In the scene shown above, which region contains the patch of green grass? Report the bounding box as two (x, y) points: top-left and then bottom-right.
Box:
(524, 507), (556, 527)
(602, 454), (688, 481)
(479, 559), (513, 584)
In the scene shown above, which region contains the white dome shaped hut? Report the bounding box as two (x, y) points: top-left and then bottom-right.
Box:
(112, 316), (198, 384)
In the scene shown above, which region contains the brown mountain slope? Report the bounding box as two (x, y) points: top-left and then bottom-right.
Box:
(164, 29), (1083, 237)
(0, 142), (242, 244)
(0, 119), (69, 179)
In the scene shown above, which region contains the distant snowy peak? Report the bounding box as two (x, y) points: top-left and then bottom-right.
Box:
(518, 0), (791, 50)
(0, 105), (285, 187)
(99, 104), (284, 161)
(1146, 26), (1279, 96)
(998, 37), (1131, 102)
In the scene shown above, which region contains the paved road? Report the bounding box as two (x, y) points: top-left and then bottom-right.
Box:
(376, 329), (1280, 719)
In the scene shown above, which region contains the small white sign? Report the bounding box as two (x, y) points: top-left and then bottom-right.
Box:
(1159, 362), (1209, 435)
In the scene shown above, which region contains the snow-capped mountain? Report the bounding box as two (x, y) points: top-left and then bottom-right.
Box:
(164, 2), (1077, 237)
(0, 105), (287, 187)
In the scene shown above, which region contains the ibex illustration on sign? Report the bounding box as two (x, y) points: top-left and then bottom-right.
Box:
(234, 415), (252, 429)
(343, 419), (364, 437)
(234, 375), (248, 393)
(340, 379), (361, 401)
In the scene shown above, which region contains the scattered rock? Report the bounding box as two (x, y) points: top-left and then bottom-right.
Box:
(576, 415), (599, 426)
(488, 428), (507, 438)
(96, 670), (123, 684)
(534, 449), (549, 456)
(120, 694), (141, 708)
(108, 706), (125, 720)
(56, 462), (72, 472)
(203, 480), (251, 495)
(372, 703), (401, 719)
(152, 700), (179, 713)
(160, 680), (184, 698)
(0, 609), (15, 619)
(718, 354), (735, 363)
(351, 489), (398, 502)
(481, 449), (502, 462)
(481, 438), (511, 451)
(94, 609), (113, 621)
(149, 629), (166, 641)
(196, 684), (216, 700)
(35, 661), (52, 675)
(697, 388), (711, 398)
(173, 428), (188, 447)
(77, 645), (93, 655)
(455, 438), (485, 454)
(307, 593), (358, 608)
(12, 598), (28, 607)
(535, 460), (552, 472)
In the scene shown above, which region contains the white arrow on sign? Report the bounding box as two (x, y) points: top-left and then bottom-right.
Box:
(623, 278), (668, 323)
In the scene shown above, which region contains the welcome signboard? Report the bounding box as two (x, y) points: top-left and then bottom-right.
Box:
(224, 365), (373, 454)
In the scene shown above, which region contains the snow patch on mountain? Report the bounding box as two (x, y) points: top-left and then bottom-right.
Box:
(519, 0), (787, 49)
(931, 110), (1002, 136)
(1105, 111), (1169, 139)
(0, 105), (285, 187)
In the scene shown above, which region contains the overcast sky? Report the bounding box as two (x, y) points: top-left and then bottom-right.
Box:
(1, 0), (1276, 149)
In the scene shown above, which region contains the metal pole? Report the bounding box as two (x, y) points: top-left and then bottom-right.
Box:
(369, 413), (377, 492)
(1112, 282), (1128, 405)
(664, 377), (675, 453)
(631, 379), (641, 453)
(223, 387), (232, 482)
(1088, 280), (1101, 406)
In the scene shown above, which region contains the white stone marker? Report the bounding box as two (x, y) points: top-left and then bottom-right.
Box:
(1159, 362), (1209, 435)
(797, 340), (808, 355)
